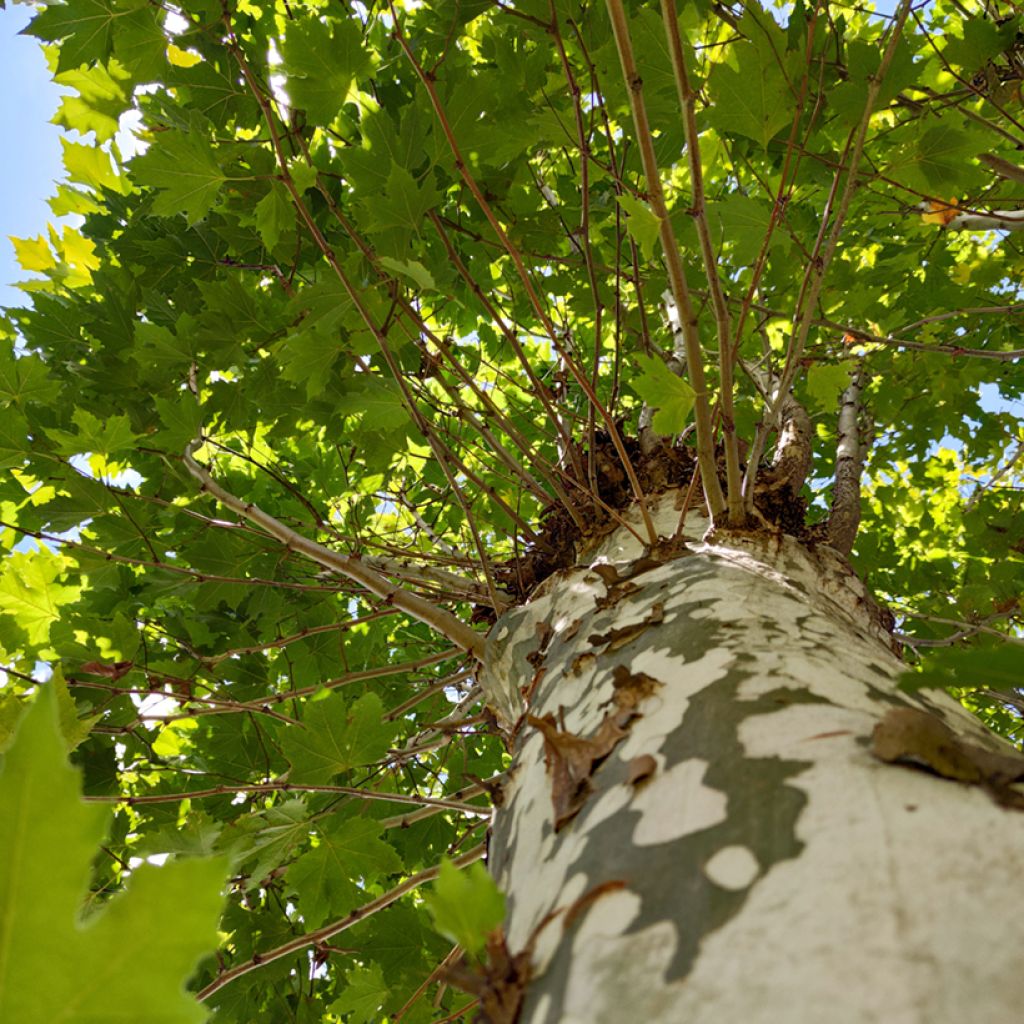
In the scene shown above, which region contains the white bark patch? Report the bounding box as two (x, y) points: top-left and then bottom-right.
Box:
(630, 758), (727, 845)
(704, 845), (760, 890)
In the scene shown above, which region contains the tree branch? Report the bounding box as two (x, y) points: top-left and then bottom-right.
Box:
(826, 366), (869, 554)
(195, 843), (487, 1002)
(184, 442), (486, 660)
(84, 782), (489, 815)
(660, 0), (744, 524)
(605, 0), (727, 523)
(741, 0), (912, 512)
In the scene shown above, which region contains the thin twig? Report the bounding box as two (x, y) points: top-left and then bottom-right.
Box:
(741, 0), (913, 512)
(605, 0), (727, 523)
(195, 843), (487, 1001)
(184, 443), (485, 660)
(660, 0), (744, 523)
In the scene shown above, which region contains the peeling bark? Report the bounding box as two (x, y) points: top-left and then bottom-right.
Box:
(748, 366), (813, 498)
(765, 391), (813, 493)
(484, 495), (1024, 1024)
(827, 368), (868, 554)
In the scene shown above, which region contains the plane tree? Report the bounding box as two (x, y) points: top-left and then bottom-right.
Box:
(1, 0), (1023, 1021)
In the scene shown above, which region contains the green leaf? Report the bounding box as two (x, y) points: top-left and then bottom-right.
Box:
(706, 41), (791, 149)
(47, 408), (139, 457)
(804, 360), (854, 414)
(900, 643), (1022, 693)
(335, 378), (412, 434)
(282, 692), (397, 784)
(152, 395), (205, 452)
(62, 139), (124, 195)
(27, 0), (133, 72)
(0, 551), (82, 647)
(0, 348), (60, 407)
(254, 182), (293, 251)
(275, 330), (343, 399)
(887, 122), (983, 193)
(363, 162), (441, 233)
(0, 687), (227, 1023)
(111, 3), (166, 81)
(282, 17), (375, 126)
(711, 195), (772, 266)
(378, 256), (437, 293)
(616, 194), (661, 261)
(52, 62), (130, 142)
(632, 354), (695, 434)
(52, 666), (103, 751)
(944, 16), (1018, 74)
(424, 858), (504, 957)
(0, 405), (29, 469)
(131, 320), (195, 380)
(341, 106), (429, 191)
(911, 125), (979, 190)
(288, 817), (401, 927)
(226, 800), (311, 891)
(327, 963), (390, 1024)
(290, 279), (353, 335)
(132, 120), (228, 224)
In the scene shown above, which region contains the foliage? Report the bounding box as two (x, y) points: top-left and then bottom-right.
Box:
(425, 858), (506, 958)
(0, 0), (1022, 1020)
(0, 686), (227, 1023)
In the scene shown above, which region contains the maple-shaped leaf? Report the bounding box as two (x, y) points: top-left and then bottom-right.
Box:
(61, 137), (125, 195)
(289, 815), (403, 925)
(0, 406), (30, 469)
(0, 549), (81, 646)
(46, 408), (139, 458)
(274, 329), (343, 400)
(363, 162), (441, 233)
(632, 354), (695, 435)
(0, 687), (228, 1023)
(52, 62), (130, 142)
(132, 119), (228, 224)
(281, 691), (397, 784)
(0, 348), (60, 407)
(334, 378), (412, 435)
(424, 859), (505, 957)
(327, 963), (389, 1023)
(27, 0), (127, 72)
(706, 41), (791, 150)
(378, 256), (436, 293)
(27, 0), (164, 78)
(223, 799), (311, 892)
(10, 234), (56, 274)
(253, 182), (294, 251)
(804, 360), (855, 414)
(281, 17), (375, 126)
(944, 15), (1018, 74)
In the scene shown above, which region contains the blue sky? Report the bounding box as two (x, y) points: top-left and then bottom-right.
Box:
(0, 3), (64, 310)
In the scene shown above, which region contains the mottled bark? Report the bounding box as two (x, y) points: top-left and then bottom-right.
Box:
(827, 368), (868, 554)
(484, 495), (1024, 1024)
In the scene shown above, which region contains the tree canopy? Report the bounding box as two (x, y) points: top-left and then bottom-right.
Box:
(0, 0), (1022, 1020)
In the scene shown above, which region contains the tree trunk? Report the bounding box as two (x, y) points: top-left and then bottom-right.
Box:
(486, 495), (1024, 1024)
